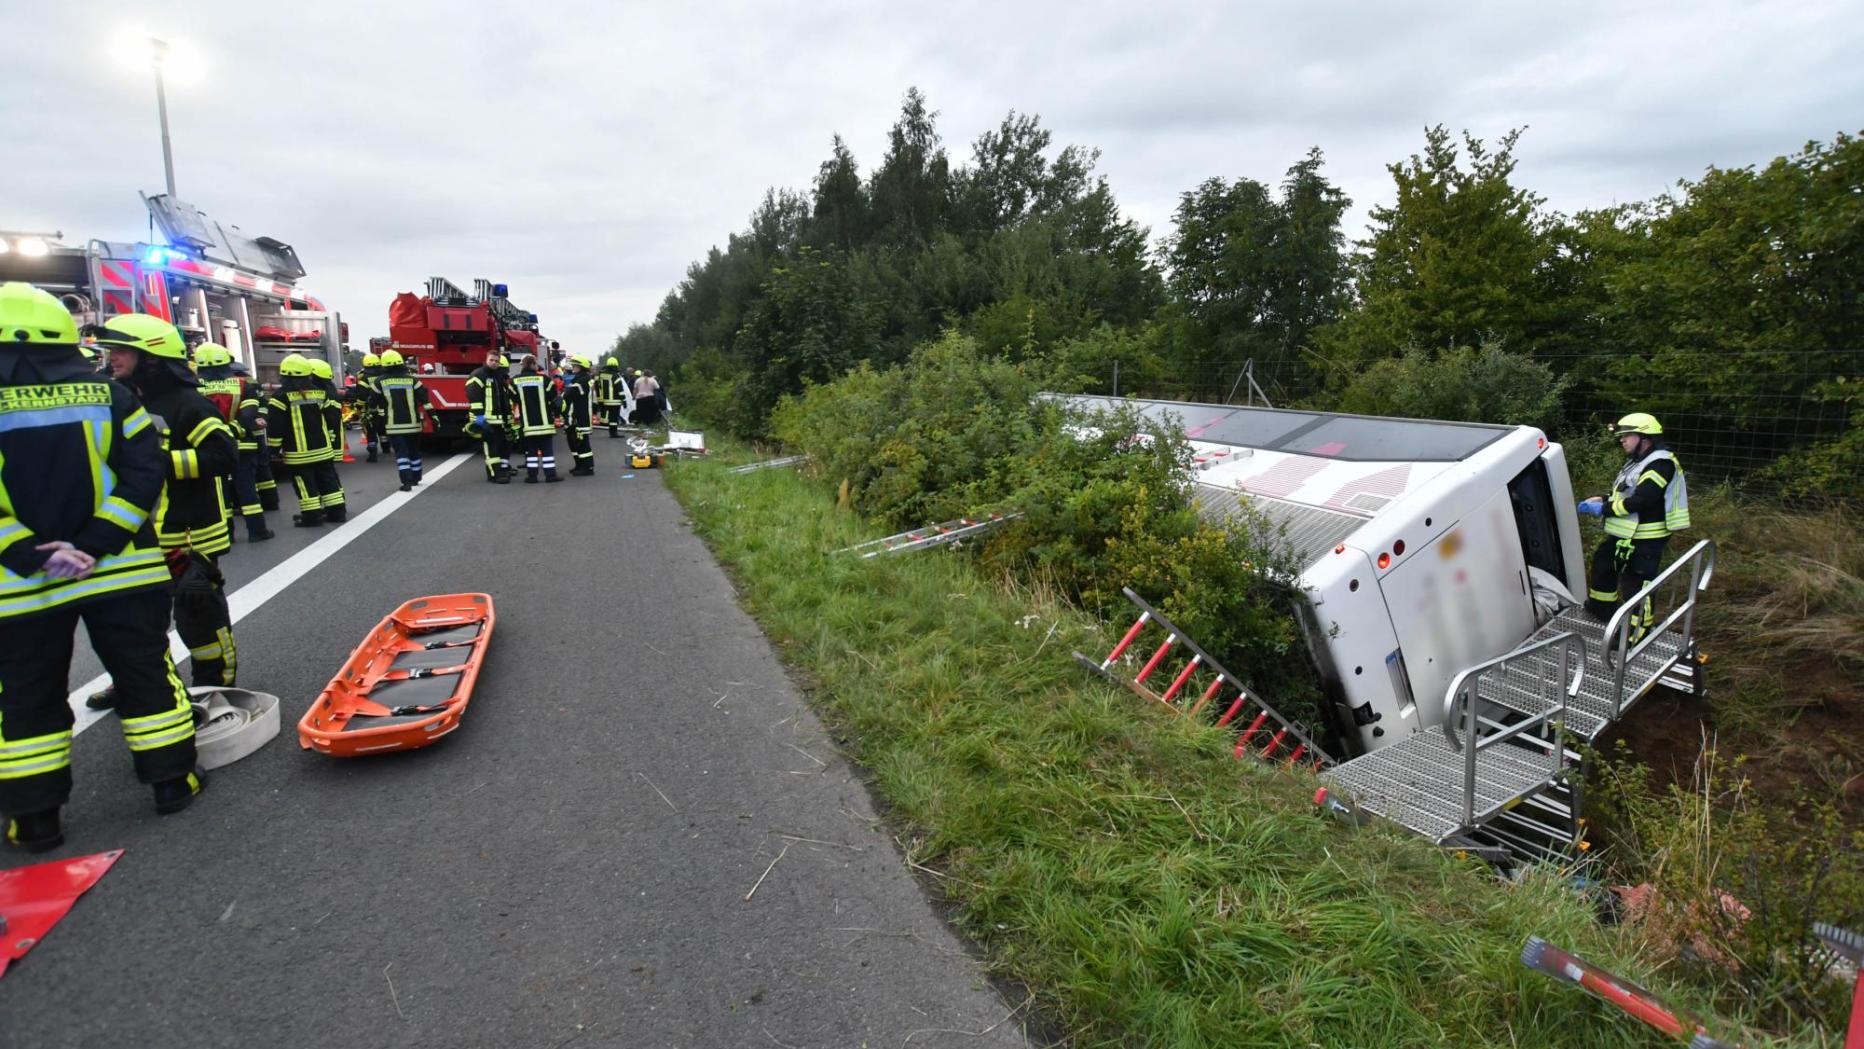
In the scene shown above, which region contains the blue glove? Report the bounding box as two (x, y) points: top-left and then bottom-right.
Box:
(1577, 497), (1604, 517)
(472, 414), (488, 429)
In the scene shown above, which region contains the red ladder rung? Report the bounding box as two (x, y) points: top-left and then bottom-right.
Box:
(1159, 655), (1203, 704)
(1284, 743), (1306, 767)
(1215, 695), (1249, 727)
(1234, 712), (1268, 751)
(1103, 613), (1150, 664)
(1187, 678), (1224, 716)
(1261, 729), (1288, 758)
(1133, 636), (1176, 684)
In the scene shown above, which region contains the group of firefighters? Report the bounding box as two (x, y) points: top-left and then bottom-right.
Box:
(352, 350), (664, 484)
(0, 282), (669, 852)
(0, 276), (1689, 856)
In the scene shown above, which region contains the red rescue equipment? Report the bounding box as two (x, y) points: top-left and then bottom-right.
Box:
(298, 594), (495, 757)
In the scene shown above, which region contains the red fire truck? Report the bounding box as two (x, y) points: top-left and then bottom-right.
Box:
(384, 278), (543, 439)
(0, 195), (344, 382)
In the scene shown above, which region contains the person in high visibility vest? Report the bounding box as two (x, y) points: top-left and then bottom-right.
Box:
(304, 358), (349, 521)
(1579, 412), (1691, 642)
(593, 356), (625, 437)
(561, 354), (596, 475)
(267, 354), (346, 526)
(370, 350), (431, 491)
(0, 285), (205, 850)
(194, 344), (274, 544)
(466, 353), (515, 484)
(231, 360), (280, 512)
(511, 354), (562, 483)
(353, 352), (385, 462)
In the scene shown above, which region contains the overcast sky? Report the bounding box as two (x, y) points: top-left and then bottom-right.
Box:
(10, 1), (1861, 353)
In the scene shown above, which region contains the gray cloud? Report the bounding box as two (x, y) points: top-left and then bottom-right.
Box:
(10, 1), (1861, 352)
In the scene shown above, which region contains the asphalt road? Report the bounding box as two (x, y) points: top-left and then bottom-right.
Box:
(3, 433), (1028, 1049)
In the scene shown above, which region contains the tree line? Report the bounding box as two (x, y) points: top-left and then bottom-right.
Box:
(618, 89), (1861, 499)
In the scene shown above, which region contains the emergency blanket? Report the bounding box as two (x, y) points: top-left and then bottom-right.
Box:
(0, 850), (122, 977)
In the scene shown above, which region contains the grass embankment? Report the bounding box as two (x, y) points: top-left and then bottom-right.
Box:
(664, 451), (1767, 1049)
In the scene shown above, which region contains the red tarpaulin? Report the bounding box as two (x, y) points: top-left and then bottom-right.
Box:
(0, 849), (122, 978)
(388, 293), (427, 330)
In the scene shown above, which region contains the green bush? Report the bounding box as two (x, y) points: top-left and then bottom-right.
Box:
(1330, 339), (1568, 429)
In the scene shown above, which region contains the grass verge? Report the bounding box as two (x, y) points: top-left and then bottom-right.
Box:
(663, 448), (1807, 1048)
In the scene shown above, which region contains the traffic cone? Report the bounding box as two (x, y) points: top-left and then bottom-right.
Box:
(341, 432), (356, 464)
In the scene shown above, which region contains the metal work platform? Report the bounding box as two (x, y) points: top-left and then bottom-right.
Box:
(1321, 539), (1715, 861)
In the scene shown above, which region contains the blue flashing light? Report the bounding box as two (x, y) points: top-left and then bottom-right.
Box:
(492, 283), (509, 297)
(142, 245), (172, 266)
(527, 313), (538, 323)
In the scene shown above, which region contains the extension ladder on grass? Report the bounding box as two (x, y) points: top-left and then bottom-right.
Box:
(834, 512), (1023, 558)
(726, 454), (811, 475)
(1074, 587), (1333, 770)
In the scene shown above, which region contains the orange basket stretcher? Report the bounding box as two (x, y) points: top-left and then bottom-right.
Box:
(298, 594), (495, 757)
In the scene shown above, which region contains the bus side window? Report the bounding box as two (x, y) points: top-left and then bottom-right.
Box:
(1507, 458), (1566, 580)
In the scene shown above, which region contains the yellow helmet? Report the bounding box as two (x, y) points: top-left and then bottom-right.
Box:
(194, 343), (234, 367)
(0, 282), (79, 346)
(603, 357), (619, 370)
(570, 354), (593, 370)
(279, 353), (311, 377)
(361, 352), (381, 368)
(1612, 412), (1663, 437)
(307, 358), (334, 380)
(95, 313), (188, 360)
(378, 349), (405, 367)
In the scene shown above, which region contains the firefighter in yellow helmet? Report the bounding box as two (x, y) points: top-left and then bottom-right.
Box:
(92, 314), (243, 707)
(369, 350), (431, 491)
(1578, 413), (1691, 641)
(267, 354), (346, 526)
(511, 354), (562, 482)
(593, 356), (624, 437)
(355, 351), (386, 462)
(194, 343), (274, 543)
(0, 286), (206, 849)
(560, 354), (597, 475)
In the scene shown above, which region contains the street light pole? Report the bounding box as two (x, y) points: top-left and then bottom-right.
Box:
(149, 37), (177, 199)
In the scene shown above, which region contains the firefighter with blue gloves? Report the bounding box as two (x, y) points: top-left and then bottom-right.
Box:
(1581, 413), (1691, 641)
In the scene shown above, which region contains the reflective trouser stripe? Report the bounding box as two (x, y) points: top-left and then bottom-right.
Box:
(1588, 587), (1619, 602)
(121, 690), (195, 753)
(0, 731), (73, 780)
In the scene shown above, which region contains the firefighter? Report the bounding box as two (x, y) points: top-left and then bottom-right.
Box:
(594, 356), (625, 437)
(371, 350), (430, 491)
(267, 354), (346, 526)
(0, 285), (204, 850)
(305, 358), (349, 520)
(231, 360), (281, 514)
(195, 344), (274, 543)
(511, 354), (561, 483)
(355, 351), (384, 462)
(466, 352), (515, 483)
(91, 313), (240, 700)
(561, 354), (596, 475)
(1579, 413), (1691, 642)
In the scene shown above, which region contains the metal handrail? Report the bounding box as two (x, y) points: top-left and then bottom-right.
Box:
(1602, 538), (1716, 718)
(1441, 632), (1586, 829)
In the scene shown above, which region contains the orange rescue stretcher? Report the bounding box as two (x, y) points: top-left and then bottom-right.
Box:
(298, 594), (495, 757)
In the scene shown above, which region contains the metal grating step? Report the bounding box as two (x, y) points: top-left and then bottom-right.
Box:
(1321, 734), (1562, 844)
(1472, 609), (1683, 739)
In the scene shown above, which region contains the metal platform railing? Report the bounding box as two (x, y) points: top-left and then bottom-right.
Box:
(1442, 631), (1585, 830)
(1600, 538), (1716, 720)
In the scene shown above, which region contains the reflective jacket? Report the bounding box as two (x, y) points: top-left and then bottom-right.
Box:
(466, 367), (513, 428)
(561, 373), (593, 429)
(1605, 447), (1691, 540)
(138, 382), (238, 556)
(266, 382), (339, 464)
(512, 373), (557, 437)
(0, 364), (170, 620)
(593, 371), (622, 406)
(373, 373), (430, 436)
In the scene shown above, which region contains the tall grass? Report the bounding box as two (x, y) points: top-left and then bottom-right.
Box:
(665, 451), (1809, 1048)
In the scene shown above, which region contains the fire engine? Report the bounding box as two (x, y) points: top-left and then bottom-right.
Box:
(385, 278), (543, 439)
(0, 194), (344, 381)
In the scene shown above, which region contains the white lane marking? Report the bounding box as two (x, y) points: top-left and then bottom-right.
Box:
(67, 453), (472, 736)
